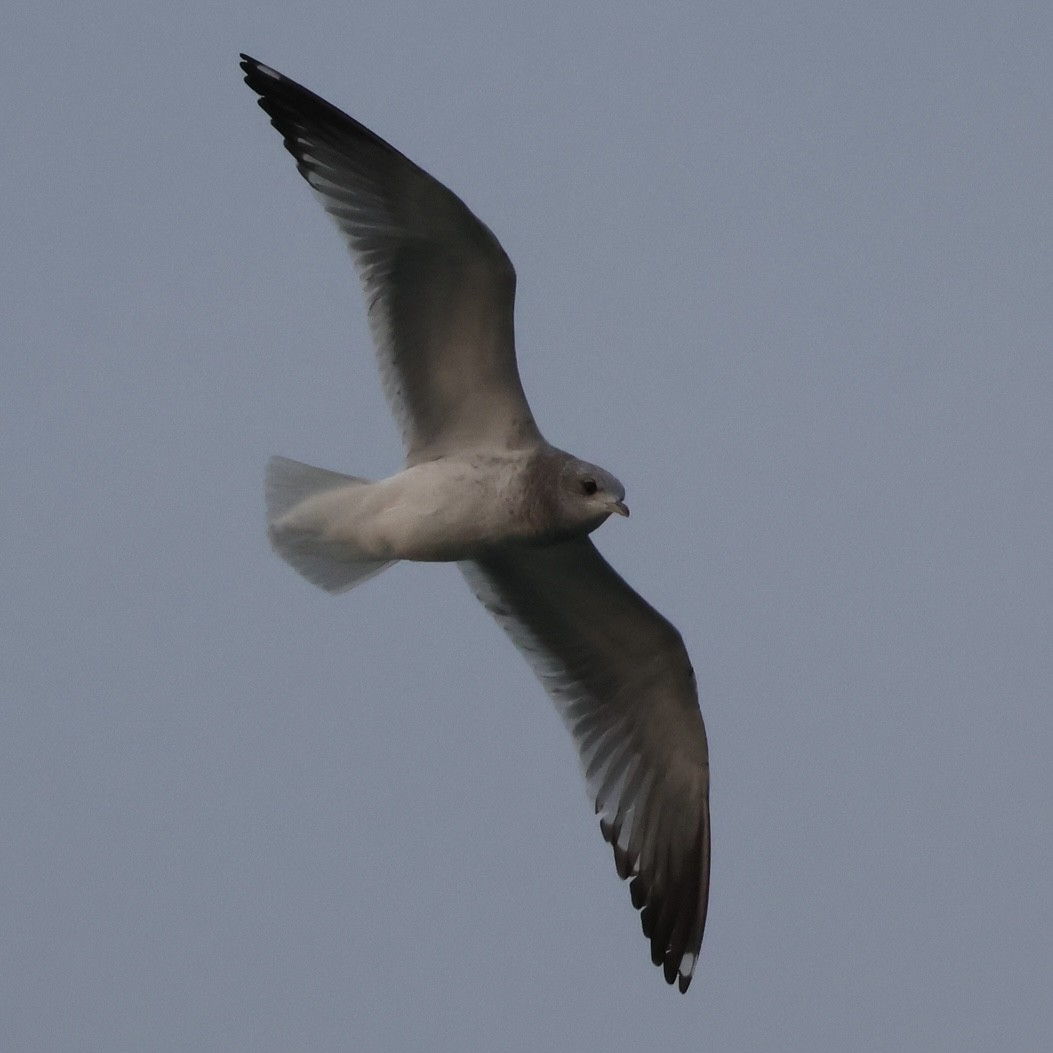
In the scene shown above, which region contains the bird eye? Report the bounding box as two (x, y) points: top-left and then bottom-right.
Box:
(581, 477), (598, 496)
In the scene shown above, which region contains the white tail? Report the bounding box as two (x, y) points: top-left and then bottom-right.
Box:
(265, 456), (396, 593)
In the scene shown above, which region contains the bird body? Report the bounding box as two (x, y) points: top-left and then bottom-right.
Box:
(267, 446), (626, 571)
(241, 54), (711, 991)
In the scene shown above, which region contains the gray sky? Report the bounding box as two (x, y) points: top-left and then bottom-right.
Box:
(3, 2), (1051, 1050)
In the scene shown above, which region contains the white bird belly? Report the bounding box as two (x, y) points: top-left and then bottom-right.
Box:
(315, 455), (533, 562)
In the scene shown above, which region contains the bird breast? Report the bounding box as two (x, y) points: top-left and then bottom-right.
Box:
(345, 452), (553, 562)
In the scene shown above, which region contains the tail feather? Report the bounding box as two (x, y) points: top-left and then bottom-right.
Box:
(265, 456), (396, 594)
(265, 455), (370, 520)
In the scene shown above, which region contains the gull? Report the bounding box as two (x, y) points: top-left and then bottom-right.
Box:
(240, 54), (711, 991)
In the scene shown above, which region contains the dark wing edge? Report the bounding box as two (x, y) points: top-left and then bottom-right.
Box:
(460, 539), (710, 991)
(238, 55), (541, 459)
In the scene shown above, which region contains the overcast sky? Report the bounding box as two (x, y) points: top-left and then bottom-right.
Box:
(3, 2), (1052, 1050)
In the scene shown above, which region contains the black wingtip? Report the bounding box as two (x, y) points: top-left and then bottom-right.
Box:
(239, 53), (282, 94)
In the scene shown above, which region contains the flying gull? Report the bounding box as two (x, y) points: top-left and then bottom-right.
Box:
(240, 54), (711, 991)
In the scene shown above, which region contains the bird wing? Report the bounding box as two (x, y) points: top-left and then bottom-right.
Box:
(241, 55), (543, 462)
(460, 538), (710, 991)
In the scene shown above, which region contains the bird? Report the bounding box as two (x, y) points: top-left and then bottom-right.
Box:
(240, 54), (710, 991)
